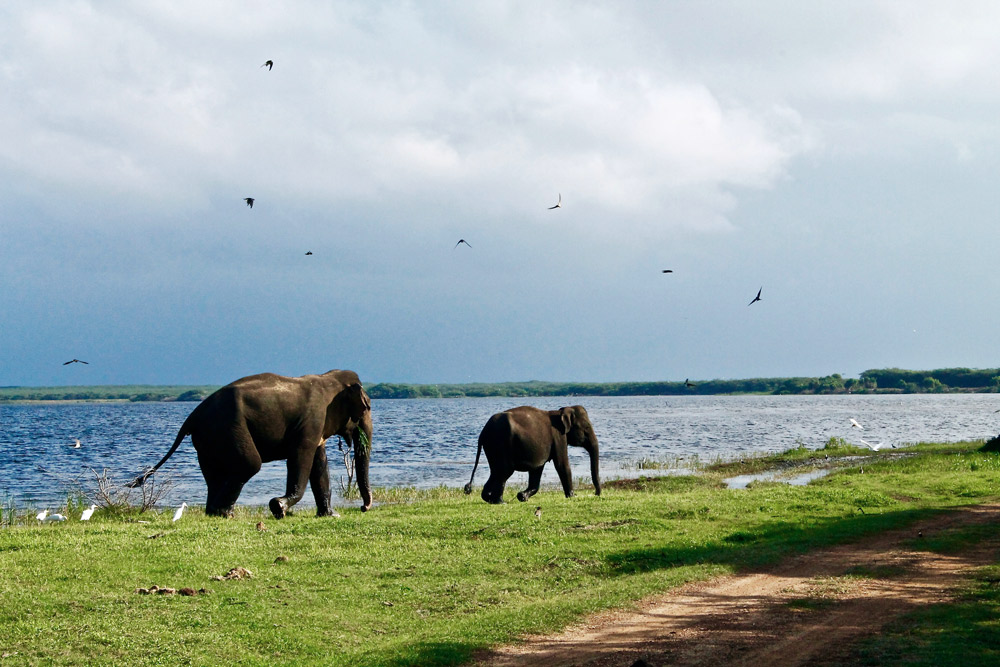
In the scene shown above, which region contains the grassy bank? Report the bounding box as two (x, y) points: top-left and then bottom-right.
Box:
(1, 442), (998, 665)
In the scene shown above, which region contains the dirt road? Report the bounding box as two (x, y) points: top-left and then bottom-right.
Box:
(475, 504), (1000, 667)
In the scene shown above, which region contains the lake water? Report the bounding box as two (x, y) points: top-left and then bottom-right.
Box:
(2, 394), (998, 509)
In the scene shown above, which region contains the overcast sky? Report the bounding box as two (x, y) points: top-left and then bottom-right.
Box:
(3, 1), (1000, 387)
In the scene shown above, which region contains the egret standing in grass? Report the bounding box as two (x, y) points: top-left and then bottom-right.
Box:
(172, 502), (187, 522)
(36, 509), (48, 521)
(80, 505), (97, 521)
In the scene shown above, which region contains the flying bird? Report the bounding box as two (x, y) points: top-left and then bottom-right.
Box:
(172, 502), (187, 522)
(305, 251), (313, 256)
(662, 270), (673, 274)
(261, 60), (273, 70)
(548, 193), (562, 209)
(454, 239), (472, 249)
(243, 197), (254, 208)
(684, 379), (696, 388)
(71, 439), (81, 449)
(850, 418), (864, 430)
(80, 505), (97, 521)
(63, 359), (88, 365)
(747, 287), (762, 306)
(36, 509), (48, 521)
(859, 439), (894, 451)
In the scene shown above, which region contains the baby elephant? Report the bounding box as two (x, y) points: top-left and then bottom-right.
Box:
(464, 405), (601, 503)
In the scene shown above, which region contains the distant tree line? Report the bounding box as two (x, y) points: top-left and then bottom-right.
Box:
(2, 368), (999, 402)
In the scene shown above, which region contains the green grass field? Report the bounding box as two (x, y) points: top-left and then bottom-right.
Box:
(1, 441), (998, 665)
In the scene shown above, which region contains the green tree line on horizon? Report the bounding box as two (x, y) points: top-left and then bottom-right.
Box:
(2, 367), (1000, 402)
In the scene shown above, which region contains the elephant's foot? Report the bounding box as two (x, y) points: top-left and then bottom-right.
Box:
(516, 491), (535, 502)
(316, 507), (341, 518)
(269, 497), (288, 519)
(205, 505), (235, 518)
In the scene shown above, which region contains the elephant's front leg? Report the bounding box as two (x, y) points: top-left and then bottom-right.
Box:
(269, 445), (313, 519)
(309, 439), (335, 517)
(516, 467), (544, 502)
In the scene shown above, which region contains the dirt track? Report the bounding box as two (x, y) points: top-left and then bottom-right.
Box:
(474, 504), (1000, 667)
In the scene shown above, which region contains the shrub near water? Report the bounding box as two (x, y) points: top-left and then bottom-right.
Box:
(0, 441), (998, 666)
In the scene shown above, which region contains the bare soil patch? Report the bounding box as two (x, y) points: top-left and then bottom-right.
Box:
(474, 504), (1000, 667)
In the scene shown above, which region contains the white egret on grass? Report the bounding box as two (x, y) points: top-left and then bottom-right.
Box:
(36, 509), (48, 521)
(172, 502), (187, 522)
(43, 513), (67, 522)
(850, 418), (864, 430)
(80, 505), (97, 521)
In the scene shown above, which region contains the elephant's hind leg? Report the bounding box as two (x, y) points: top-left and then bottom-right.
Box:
(516, 467), (543, 502)
(201, 452), (261, 517)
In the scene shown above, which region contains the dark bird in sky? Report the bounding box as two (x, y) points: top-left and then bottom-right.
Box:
(63, 359), (88, 365)
(244, 197), (254, 208)
(454, 239), (472, 249)
(662, 269), (673, 273)
(261, 60), (273, 70)
(305, 251), (313, 256)
(684, 378), (696, 388)
(548, 193), (562, 209)
(748, 286), (762, 306)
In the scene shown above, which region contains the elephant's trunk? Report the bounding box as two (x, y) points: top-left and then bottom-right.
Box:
(354, 413), (373, 511)
(587, 435), (601, 496)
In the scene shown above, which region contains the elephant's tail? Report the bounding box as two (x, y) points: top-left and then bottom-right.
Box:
(463, 435), (485, 495)
(127, 421), (191, 488)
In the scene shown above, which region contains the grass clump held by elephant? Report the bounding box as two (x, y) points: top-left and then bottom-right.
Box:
(129, 369), (372, 518)
(465, 405), (601, 503)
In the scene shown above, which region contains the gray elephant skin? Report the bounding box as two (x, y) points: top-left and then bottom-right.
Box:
(464, 405), (601, 503)
(129, 369), (372, 518)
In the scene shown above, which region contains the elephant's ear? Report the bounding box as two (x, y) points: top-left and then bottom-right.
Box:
(348, 383), (371, 411)
(550, 408), (573, 435)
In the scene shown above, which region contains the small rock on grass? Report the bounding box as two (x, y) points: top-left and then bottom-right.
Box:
(211, 566), (254, 581)
(274, 555), (290, 564)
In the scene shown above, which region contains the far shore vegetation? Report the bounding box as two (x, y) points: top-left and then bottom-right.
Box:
(5, 367), (1000, 402)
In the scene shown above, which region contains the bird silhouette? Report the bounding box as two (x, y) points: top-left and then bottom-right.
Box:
(747, 287), (762, 306)
(80, 505), (97, 521)
(63, 359), (88, 365)
(261, 60), (273, 70)
(684, 378), (696, 388)
(548, 193), (562, 209)
(305, 251), (313, 256)
(172, 502), (187, 522)
(662, 269), (673, 273)
(243, 197), (254, 208)
(454, 239), (472, 249)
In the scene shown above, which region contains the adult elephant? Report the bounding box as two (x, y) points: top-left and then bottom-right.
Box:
(463, 405), (601, 504)
(129, 369), (372, 518)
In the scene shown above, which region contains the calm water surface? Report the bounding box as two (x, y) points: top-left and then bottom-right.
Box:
(2, 394), (998, 508)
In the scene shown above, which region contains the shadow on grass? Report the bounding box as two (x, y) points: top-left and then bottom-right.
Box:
(605, 506), (946, 576)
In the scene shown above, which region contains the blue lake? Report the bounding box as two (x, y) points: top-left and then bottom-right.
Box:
(2, 394), (998, 509)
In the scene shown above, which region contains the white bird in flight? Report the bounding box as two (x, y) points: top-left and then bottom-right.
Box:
(36, 509), (48, 521)
(548, 193), (562, 209)
(80, 505), (97, 521)
(850, 418), (864, 430)
(859, 439), (894, 451)
(172, 502), (187, 522)
(71, 439), (81, 449)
